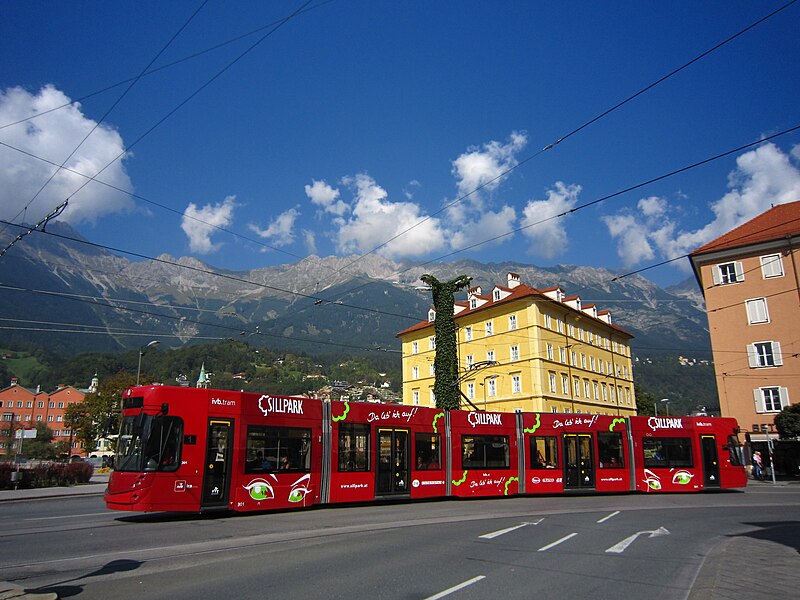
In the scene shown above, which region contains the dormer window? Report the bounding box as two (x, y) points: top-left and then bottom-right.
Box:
(470, 298), (477, 309)
(493, 290), (501, 301)
(428, 309), (436, 322)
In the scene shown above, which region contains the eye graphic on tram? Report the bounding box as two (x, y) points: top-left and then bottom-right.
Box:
(672, 470), (694, 485)
(288, 473), (312, 503)
(244, 475), (277, 501)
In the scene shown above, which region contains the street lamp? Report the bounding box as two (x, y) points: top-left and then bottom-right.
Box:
(136, 340), (160, 385)
(660, 398), (670, 417)
(483, 374), (499, 410)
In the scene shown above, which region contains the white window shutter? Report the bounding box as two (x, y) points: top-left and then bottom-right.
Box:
(734, 261), (745, 281)
(747, 344), (758, 368)
(779, 387), (789, 409)
(753, 388), (764, 412)
(773, 341), (783, 366)
(712, 266), (722, 285)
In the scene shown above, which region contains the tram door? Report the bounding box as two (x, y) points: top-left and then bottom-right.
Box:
(700, 435), (720, 488)
(376, 429), (409, 496)
(202, 419), (234, 508)
(564, 434), (595, 489)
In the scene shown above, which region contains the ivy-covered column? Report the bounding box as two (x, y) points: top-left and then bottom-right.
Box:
(420, 273), (472, 410)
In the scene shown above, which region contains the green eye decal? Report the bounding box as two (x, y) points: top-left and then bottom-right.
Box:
(523, 413), (541, 434)
(244, 477), (276, 501)
(645, 477), (662, 490)
(332, 401), (350, 422)
(452, 470), (468, 486)
(432, 412), (444, 433)
(672, 470), (693, 485)
(288, 474), (312, 503)
(504, 477), (519, 496)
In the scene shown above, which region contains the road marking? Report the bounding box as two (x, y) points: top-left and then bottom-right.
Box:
(25, 512), (112, 521)
(538, 532), (578, 552)
(605, 526), (670, 553)
(424, 576), (486, 600)
(480, 518), (543, 539)
(597, 510), (620, 523)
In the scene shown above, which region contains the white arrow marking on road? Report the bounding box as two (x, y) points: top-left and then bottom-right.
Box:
(605, 526), (670, 554)
(480, 518), (544, 539)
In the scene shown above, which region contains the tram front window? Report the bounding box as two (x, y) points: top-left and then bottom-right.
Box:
(115, 415), (183, 472)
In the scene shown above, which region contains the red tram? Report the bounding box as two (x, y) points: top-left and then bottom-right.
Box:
(104, 386), (747, 513)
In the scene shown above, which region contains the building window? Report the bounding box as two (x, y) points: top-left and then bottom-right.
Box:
(625, 388), (631, 405)
(761, 254), (784, 279)
(465, 326), (473, 341)
(430, 390), (436, 407)
(428, 309), (436, 322)
(493, 289), (501, 301)
(581, 354), (587, 369)
(412, 390), (420, 406)
(568, 324), (574, 337)
(593, 381), (599, 400)
(561, 374), (569, 395)
(429, 337), (436, 350)
(510, 345), (520, 361)
(584, 379), (591, 398)
(412, 366), (419, 379)
(559, 347), (566, 363)
(430, 364), (436, 377)
(26, 401), (33, 408)
(590, 356), (596, 372)
(573, 377), (580, 397)
(571, 351), (577, 366)
(544, 314), (551, 329)
(412, 341), (418, 354)
(466, 355), (474, 369)
(24, 415), (31, 421)
(755, 387), (787, 412)
(485, 320), (494, 336)
(470, 298), (477, 309)
(512, 375), (522, 394)
(57, 415), (62, 422)
(509, 314), (518, 330)
(549, 372), (557, 393)
(713, 261), (744, 285)
(487, 350), (495, 362)
(58, 402), (64, 408)
(748, 341), (782, 368)
(49, 402), (54, 409)
(466, 382), (475, 400)
(745, 298), (769, 324)
(37, 401), (43, 408)
(546, 344), (554, 360)
(47, 415), (54, 422)
(487, 378), (497, 398)
(557, 318), (564, 333)
(36, 415), (42, 421)
(17, 401), (23, 408)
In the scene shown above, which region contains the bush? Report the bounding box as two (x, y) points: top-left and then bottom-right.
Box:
(0, 461), (94, 489)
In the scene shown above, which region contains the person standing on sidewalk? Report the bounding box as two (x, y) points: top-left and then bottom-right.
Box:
(752, 451), (763, 481)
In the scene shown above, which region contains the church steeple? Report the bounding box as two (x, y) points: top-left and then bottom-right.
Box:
(196, 363), (209, 388)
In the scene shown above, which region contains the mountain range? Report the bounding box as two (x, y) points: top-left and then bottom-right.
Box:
(0, 222), (710, 358)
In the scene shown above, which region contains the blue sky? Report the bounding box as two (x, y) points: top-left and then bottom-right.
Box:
(1, 0), (799, 287)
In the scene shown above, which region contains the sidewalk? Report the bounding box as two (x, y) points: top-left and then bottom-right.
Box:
(0, 471), (109, 502)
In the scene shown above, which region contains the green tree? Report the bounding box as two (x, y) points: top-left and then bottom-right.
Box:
(775, 404), (800, 440)
(420, 273), (473, 410)
(66, 371), (136, 455)
(22, 423), (57, 459)
(635, 388), (657, 416)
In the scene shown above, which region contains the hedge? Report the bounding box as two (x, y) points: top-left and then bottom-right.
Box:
(0, 461), (94, 490)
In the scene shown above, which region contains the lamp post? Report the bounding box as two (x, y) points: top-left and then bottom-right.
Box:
(483, 374), (499, 411)
(136, 340), (160, 385)
(660, 398), (670, 416)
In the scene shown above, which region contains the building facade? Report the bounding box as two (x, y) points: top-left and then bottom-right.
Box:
(690, 201), (800, 447)
(398, 272), (636, 415)
(0, 376), (97, 456)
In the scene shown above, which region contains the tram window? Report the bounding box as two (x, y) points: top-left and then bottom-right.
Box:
(643, 437), (693, 468)
(338, 423), (370, 472)
(529, 436), (558, 469)
(245, 426), (311, 474)
(415, 433), (441, 470)
(462, 435), (510, 470)
(598, 432), (624, 468)
(726, 435), (744, 466)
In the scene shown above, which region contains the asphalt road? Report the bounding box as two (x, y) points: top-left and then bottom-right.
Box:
(1, 486), (798, 599)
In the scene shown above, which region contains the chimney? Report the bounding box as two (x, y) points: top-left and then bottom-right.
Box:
(507, 272), (521, 289)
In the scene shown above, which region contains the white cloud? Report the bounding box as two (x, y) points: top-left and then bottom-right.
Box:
(603, 143), (800, 270)
(304, 179), (348, 216)
(519, 182), (581, 259)
(0, 85), (133, 225)
(180, 195), (236, 254)
(449, 206), (517, 250)
(336, 173), (447, 258)
(302, 229), (317, 255)
(602, 213), (655, 267)
(249, 207), (299, 248)
(449, 131), (527, 220)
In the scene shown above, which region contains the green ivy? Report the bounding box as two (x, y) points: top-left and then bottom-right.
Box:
(420, 274), (472, 410)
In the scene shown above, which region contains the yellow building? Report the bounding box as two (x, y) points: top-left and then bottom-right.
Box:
(398, 272), (636, 415)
